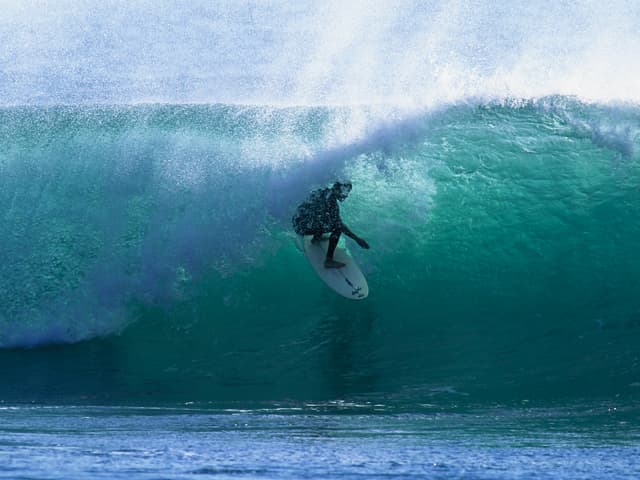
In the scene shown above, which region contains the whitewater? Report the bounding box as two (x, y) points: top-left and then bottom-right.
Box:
(1, 2), (640, 478)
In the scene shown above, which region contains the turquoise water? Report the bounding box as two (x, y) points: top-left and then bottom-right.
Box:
(1, 100), (639, 407)
(2, 1), (640, 478)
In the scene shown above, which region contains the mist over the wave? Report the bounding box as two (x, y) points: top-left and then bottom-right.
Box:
(1, 0), (639, 106)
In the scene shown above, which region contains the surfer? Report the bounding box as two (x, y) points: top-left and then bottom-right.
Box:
(292, 181), (370, 268)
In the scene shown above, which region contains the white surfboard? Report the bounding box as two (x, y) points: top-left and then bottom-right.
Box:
(298, 235), (368, 300)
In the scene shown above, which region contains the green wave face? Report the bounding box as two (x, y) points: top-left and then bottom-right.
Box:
(1, 100), (639, 406)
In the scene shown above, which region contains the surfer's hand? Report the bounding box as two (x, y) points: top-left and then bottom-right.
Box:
(357, 237), (370, 249)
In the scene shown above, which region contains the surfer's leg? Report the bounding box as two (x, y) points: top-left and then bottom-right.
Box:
(326, 231), (340, 258)
(324, 230), (345, 269)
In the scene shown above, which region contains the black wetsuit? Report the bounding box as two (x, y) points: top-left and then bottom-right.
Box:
(292, 188), (342, 237)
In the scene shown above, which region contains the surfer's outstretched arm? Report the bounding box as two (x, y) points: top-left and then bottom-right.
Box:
(341, 223), (370, 249)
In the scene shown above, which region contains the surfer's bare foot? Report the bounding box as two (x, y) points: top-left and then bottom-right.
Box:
(324, 259), (345, 269)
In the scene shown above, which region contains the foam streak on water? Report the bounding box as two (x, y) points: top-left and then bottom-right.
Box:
(0, 405), (639, 480)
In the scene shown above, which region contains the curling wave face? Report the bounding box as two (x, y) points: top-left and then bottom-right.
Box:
(1, 99), (639, 406)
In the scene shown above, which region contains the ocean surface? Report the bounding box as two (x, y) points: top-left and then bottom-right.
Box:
(1, 404), (639, 480)
(2, 1), (640, 478)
